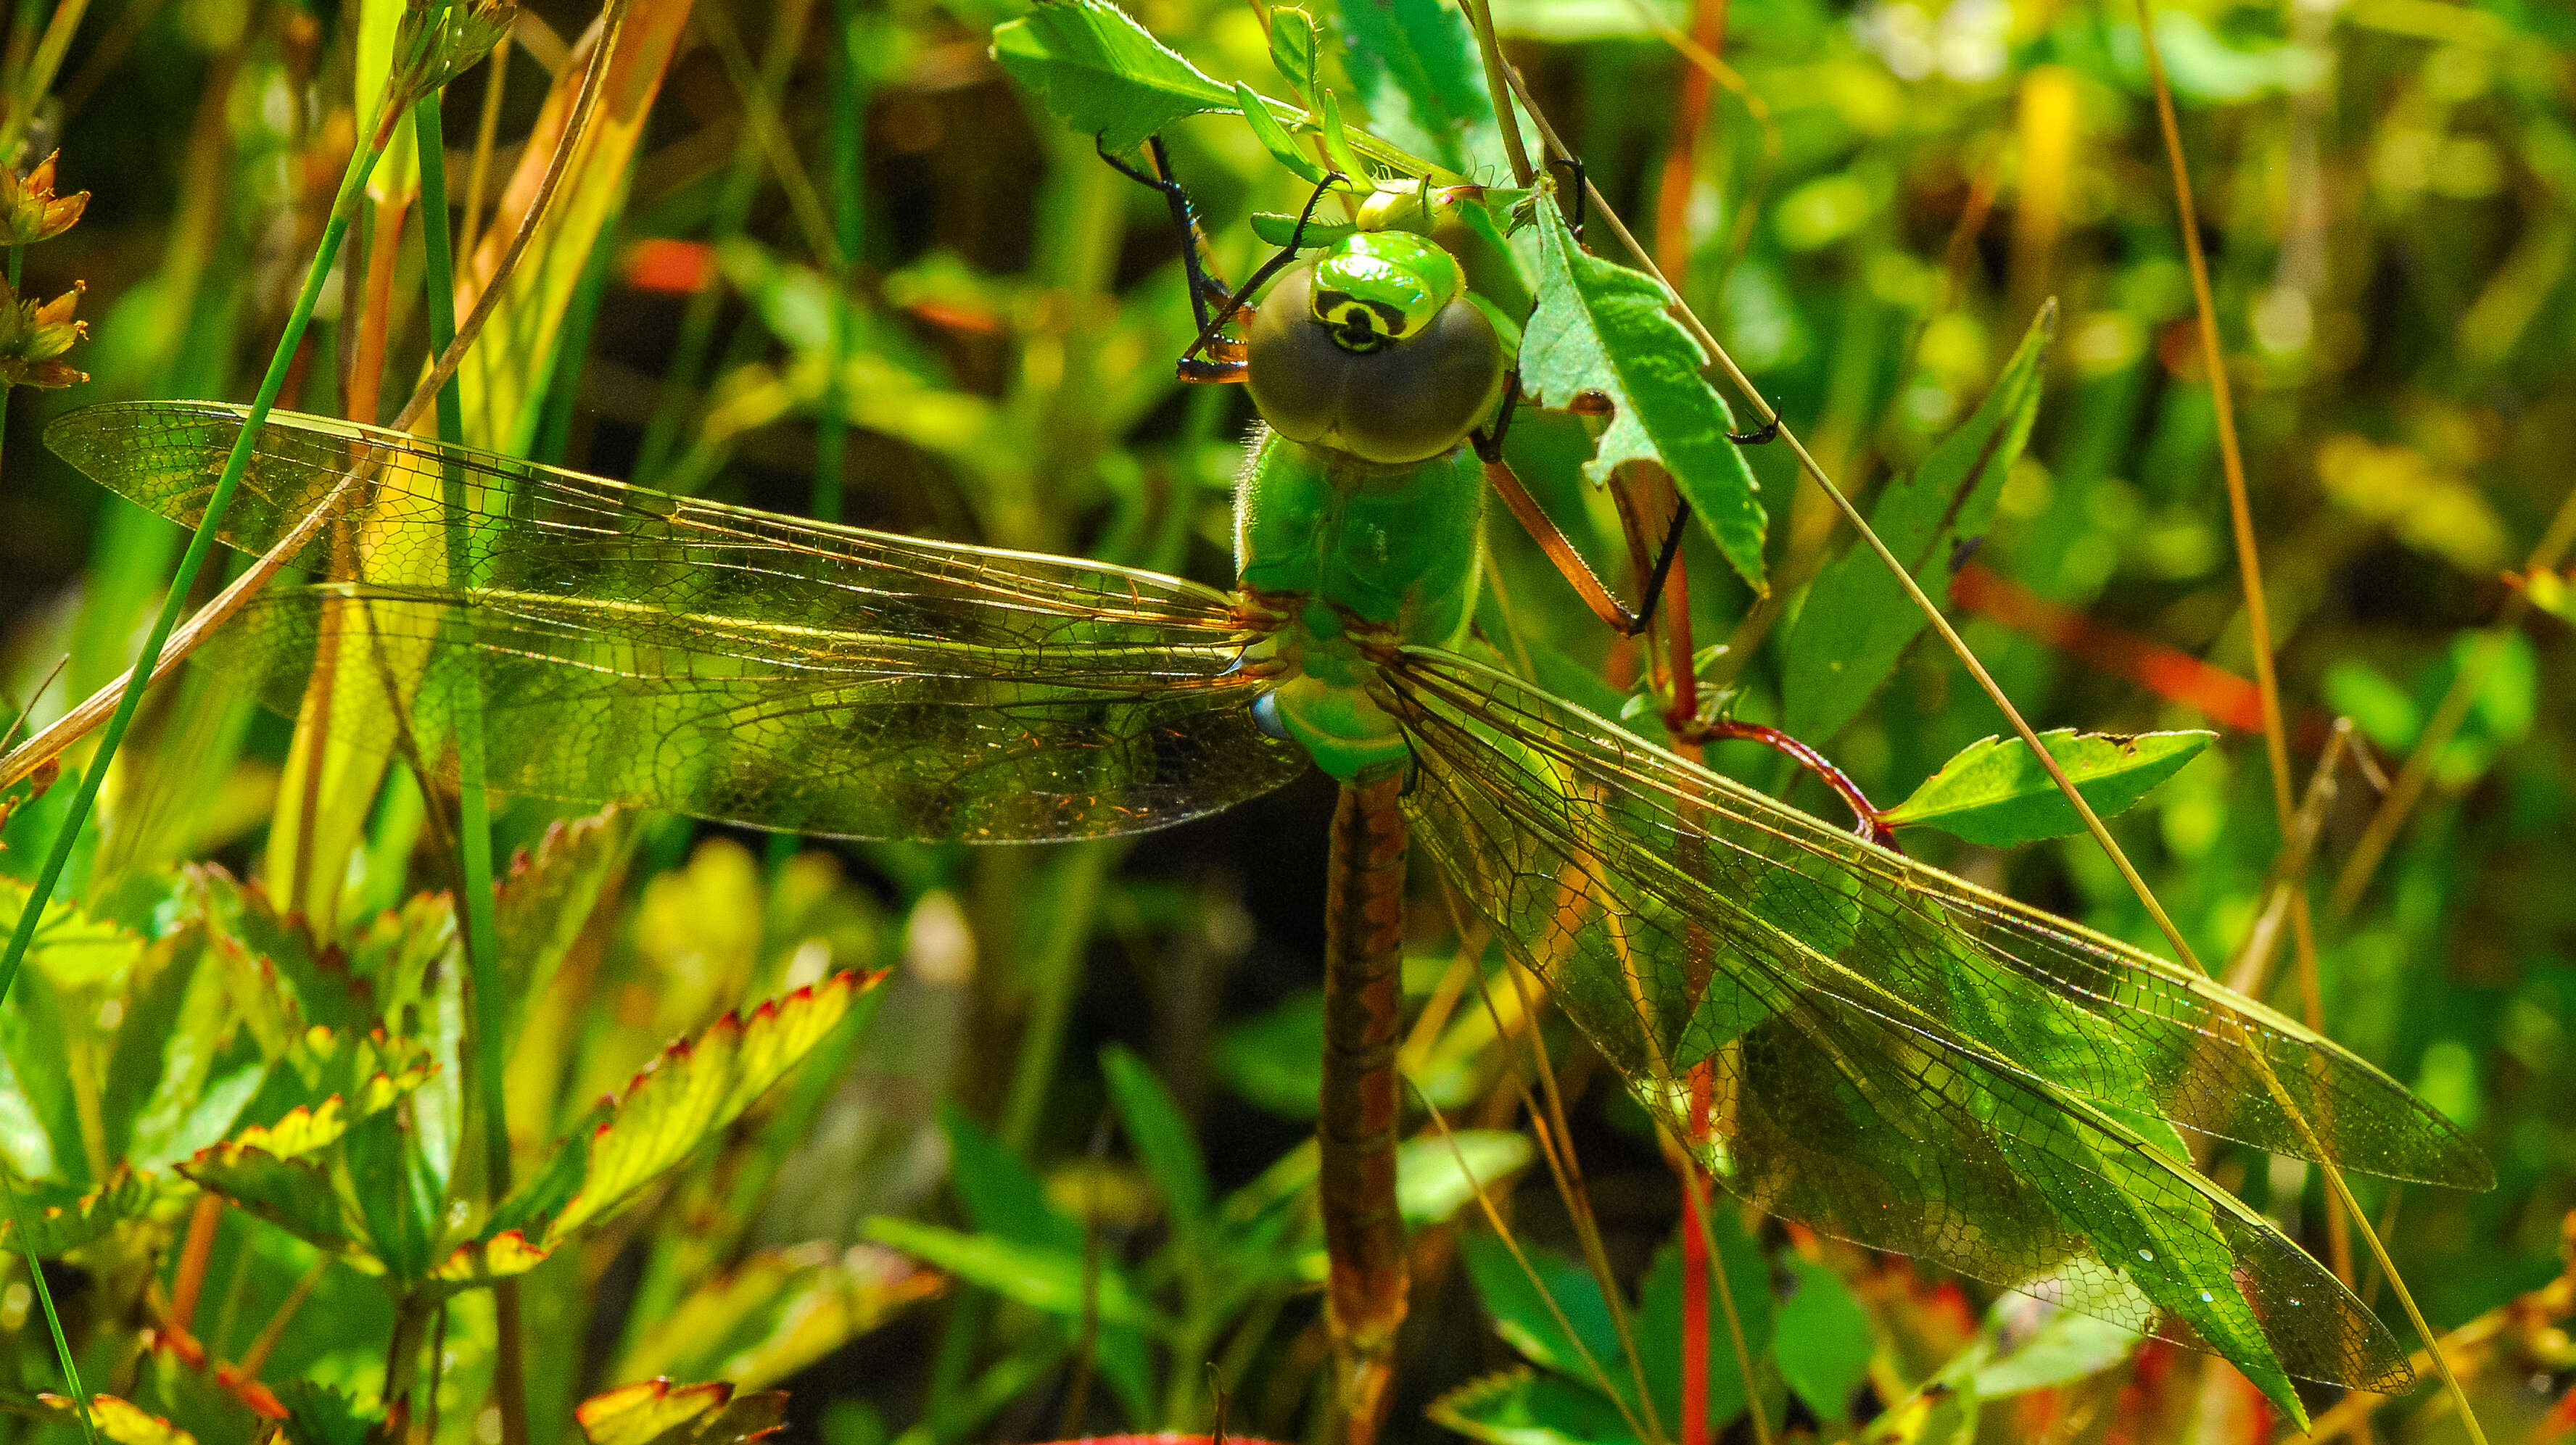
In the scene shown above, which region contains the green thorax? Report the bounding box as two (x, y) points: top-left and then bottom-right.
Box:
(1235, 431), (1482, 783)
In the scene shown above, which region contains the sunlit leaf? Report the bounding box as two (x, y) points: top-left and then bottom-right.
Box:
(1234, 82), (1331, 187)
(1427, 1368), (1644, 1445)
(574, 1378), (788, 1445)
(1882, 729), (2214, 845)
(1772, 1259), (1873, 1422)
(1780, 302), (2055, 742)
(1520, 195), (1767, 589)
(1339, 0), (1497, 173)
(493, 806), (636, 1035)
(175, 1146), (374, 1269)
(990, 0), (1234, 154)
(0, 876), (141, 986)
(0, 1166), (158, 1255)
(1460, 1234), (1632, 1401)
(1100, 1043), (1210, 1234)
(615, 1243), (942, 1390)
(273, 1380), (379, 1445)
(534, 972), (875, 1244)
(38, 1394), (197, 1445)
(859, 1217), (1165, 1330)
(1268, 7), (1318, 104)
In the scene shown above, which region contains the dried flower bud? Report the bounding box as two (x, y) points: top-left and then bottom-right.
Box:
(0, 152), (87, 247)
(0, 274), (88, 388)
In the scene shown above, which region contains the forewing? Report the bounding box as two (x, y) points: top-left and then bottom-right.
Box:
(1384, 649), (2446, 1391)
(51, 402), (1305, 840)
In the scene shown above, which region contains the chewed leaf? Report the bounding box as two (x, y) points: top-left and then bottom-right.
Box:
(538, 972), (875, 1244)
(575, 1378), (788, 1445)
(0, 876), (141, 986)
(1427, 1368), (1643, 1445)
(1519, 196), (1767, 590)
(495, 806), (637, 1026)
(991, 0), (1233, 153)
(0, 1167), (158, 1255)
(1883, 730), (2214, 846)
(38, 1395), (197, 1445)
(177, 1146), (375, 1269)
(426, 1229), (553, 1295)
(273, 1381), (379, 1445)
(616, 1243), (942, 1389)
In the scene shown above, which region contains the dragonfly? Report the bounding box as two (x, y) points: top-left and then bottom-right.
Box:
(44, 164), (2483, 1445)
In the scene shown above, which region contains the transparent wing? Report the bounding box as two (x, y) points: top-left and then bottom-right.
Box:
(1387, 648), (2485, 1391)
(54, 402), (1305, 840)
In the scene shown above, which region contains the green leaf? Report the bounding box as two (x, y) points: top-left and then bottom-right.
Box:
(939, 1105), (1081, 1252)
(1339, 0), (1498, 173)
(574, 1378), (788, 1445)
(990, 0), (1234, 154)
(616, 1243), (944, 1390)
(273, 1382), (379, 1445)
(38, 1394), (197, 1445)
(342, 1105), (439, 1280)
(1461, 1233), (1631, 1400)
(1961, 1292), (2144, 1399)
(0, 874), (142, 988)
(1234, 81), (1332, 186)
(1881, 729), (2215, 845)
(0, 1166), (157, 1256)
(178, 1146), (374, 1267)
(1100, 1043), (1211, 1234)
(1268, 7), (1318, 103)
(1520, 195), (1767, 589)
(1428, 1368), (1645, 1445)
(1247, 211), (1357, 252)
(861, 1217), (1165, 1330)
(1317, 88), (1368, 181)
(1635, 1220), (1773, 1434)
(1394, 1130), (1532, 1228)
(1212, 990), (1324, 1118)
(537, 971), (872, 1244)
(1772, 1259), (1873, 1422)
(1780, 302), (2055, 742)
(493, 806), (637, 1037)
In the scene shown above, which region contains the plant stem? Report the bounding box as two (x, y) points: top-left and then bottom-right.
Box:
(415, 89), (527, 1445)
(0, 105), (380, 1055)
(817, 0), (866, 523)
(632, 0), (816, 487)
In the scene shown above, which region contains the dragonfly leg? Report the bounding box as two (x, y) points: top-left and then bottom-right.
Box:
(1098, 135), (1226, 339)
(1321, 771), (1410, 1445)
(1474, 375), (1682, 637)
(1176, 171), (1342, 368)
(1681, 716), (1899, 849)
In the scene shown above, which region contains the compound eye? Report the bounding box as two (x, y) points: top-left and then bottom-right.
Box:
(1251, 690), (1291, 741)
(1307, 231), (1465, 353)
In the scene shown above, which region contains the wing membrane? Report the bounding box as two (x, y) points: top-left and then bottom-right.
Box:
(55, 402), (1305, 840)
(1387, 647), (2482, 1389)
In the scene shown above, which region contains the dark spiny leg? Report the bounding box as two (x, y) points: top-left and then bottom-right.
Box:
(1098, 134), (1223, 337)
(1547, 154), (1587, 241)
(1181, 168), (1343, 365)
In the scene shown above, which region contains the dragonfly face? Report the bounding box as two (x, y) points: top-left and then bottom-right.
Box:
(1242, 230), (1506, 466)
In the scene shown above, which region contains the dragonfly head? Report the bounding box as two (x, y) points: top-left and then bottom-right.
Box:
(1244, 232), (1507, 466)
